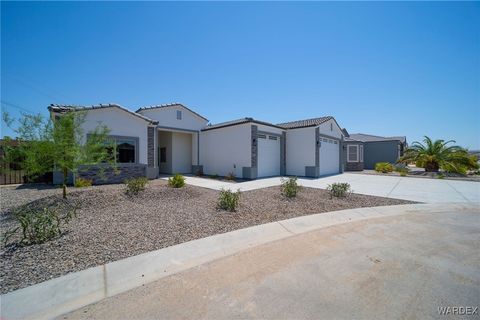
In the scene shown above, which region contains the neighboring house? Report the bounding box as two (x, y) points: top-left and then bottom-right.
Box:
(48, 103), (347, 183)
(346, 133), (407, 170)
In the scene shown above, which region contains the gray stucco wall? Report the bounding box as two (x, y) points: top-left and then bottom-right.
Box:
(363, 141), (400, 169)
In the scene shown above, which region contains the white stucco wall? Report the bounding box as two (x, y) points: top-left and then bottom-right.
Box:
(79, 107), (149, 165)
(199, 124), (251, 177)
(256, 124), (284, 136)
(319, 118), (343, 139)
(285, 127), (315, 176)
(139, 106), (208, 131)
(171, 132), (192, 173)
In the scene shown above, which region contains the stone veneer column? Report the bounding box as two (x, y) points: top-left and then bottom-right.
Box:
(280, 131), (286, 175)
(147, 127), (155, 168)
(251, 125), (258, 168)
(315, 127), (320, 168)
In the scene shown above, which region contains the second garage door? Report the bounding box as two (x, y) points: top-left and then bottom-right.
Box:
(257, 134), (280, 178)
(319, 138), (340, 176)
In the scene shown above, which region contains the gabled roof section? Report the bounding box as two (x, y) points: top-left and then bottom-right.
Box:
(349, 133), (406, 144)
(48, 104), (159, 125)
(202, 117), (284, 131)
(136, 103), (209, 122)
(277, 116), (333, 129)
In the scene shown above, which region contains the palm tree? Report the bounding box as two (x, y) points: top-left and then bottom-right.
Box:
(399, 136), (478, 173)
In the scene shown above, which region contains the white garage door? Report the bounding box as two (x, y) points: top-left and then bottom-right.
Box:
(319, 138), (340, 176)
(258, 134), (280, 178)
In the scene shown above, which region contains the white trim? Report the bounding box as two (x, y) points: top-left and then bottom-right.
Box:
(359, 145), (364, 162)
(347, 145), (359, 162)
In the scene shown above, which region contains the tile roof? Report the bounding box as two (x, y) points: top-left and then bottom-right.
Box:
(202, 117), (284, 131)
(277, 116), (333, 129)
(48, 104), (159, 125)
(349, 133), (406, 143)
(136, 103), (209, 121)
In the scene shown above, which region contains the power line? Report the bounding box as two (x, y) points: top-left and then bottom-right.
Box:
(0, 100), (36, 114)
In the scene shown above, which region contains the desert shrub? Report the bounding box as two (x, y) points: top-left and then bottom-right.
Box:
(125, 176), (149, 194)
(225, 172), (236, 181)
(74, 177), (92, 188)
(327, 182), (352, 199)
(168, 173), (185, 188)
(217, 189), (240, 212)
(281, 176), (300, 198)
(400, 172), (407, 177)
(3, 204), (78, 246)
(375, 162), (394, 173)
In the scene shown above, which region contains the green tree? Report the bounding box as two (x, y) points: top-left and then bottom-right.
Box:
(3, 110), (114, 198)
(398, 136), (478, 173)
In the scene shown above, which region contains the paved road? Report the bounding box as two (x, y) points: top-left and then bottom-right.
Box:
(172, 173), (480, 203)
(62, 206), (480, 320)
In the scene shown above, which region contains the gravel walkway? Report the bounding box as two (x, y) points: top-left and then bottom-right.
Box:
(1, 182), (413, 294)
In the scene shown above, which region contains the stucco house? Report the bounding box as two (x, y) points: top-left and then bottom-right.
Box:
(48, 103), (348, 183)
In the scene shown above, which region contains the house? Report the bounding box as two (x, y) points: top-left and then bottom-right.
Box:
(48, 103), (347, 183)
(344, 132), (407, 170)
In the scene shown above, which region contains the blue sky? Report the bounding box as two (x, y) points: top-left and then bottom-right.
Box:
(1, 2), (479, 149)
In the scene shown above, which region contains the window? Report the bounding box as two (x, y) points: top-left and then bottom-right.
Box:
(258, 134), (267, 139)
(334, 140), (338, 144)
(347, 145), (359, 162)
(116, 139), (136, 163)
(160, 147), (167, 163)
(359, 145), (364, 162)
(268, 136), (278, 140)
(102, 136), (137, 163)
(176, 110), (182, 120)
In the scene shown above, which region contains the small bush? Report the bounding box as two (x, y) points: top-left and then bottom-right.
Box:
(125, 176), (149, 194)
(281, 177), (300, 198)
(168, 173), (185, 188)
(400, 172), (407, 177)
(74, 177), (92, 188)
(375, 162), (394, 173)
(225, 172), (236, 181)
(327, 182), (352, 199)
(437, 173), (445, 179)
(217, 189), (240, 212)
(3, 204), (78, 246)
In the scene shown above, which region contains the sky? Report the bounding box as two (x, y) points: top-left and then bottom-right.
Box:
(1, 1), (479, 149)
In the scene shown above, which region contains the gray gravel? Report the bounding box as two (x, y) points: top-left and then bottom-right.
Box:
(0, 182), (414, 294)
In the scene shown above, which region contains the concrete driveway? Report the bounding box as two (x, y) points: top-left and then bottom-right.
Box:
(170, 173), (480, 203)
(62, 205), (480, 320)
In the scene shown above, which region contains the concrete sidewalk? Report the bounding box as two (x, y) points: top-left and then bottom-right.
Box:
(61, 203), (480, 320)
(161, 173), (480, 203)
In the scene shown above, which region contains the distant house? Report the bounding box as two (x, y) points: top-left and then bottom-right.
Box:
(343, 132), (407, 170)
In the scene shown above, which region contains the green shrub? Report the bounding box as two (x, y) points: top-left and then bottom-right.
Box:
(168, 173), (185, 188)
(74, 177), (92, 188)
(400, 172), (407, 177)
(437, 173), (445, 179)
(375, 162), (394, 173)
(225, 172), (236, 181)
(281, 177), (300, 198)
(217, 189), (240, 212)
(326, 182), (352, 199)
(3, 204), (78, 246)
(125, 176), (149, 194)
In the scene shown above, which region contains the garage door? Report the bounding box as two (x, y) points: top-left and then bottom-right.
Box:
(257, 134), (280, 178)
(319, 137), (340, 176)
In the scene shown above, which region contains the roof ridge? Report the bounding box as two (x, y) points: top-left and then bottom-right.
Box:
(135, 103), (209, 121)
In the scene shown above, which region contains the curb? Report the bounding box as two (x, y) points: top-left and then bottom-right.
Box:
(1, 203), (477, 319)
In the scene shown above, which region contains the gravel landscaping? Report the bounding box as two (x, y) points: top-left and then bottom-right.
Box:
(0, 181), (414, 294)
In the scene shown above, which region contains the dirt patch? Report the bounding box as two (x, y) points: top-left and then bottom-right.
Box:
(0, 182), (413, 294)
